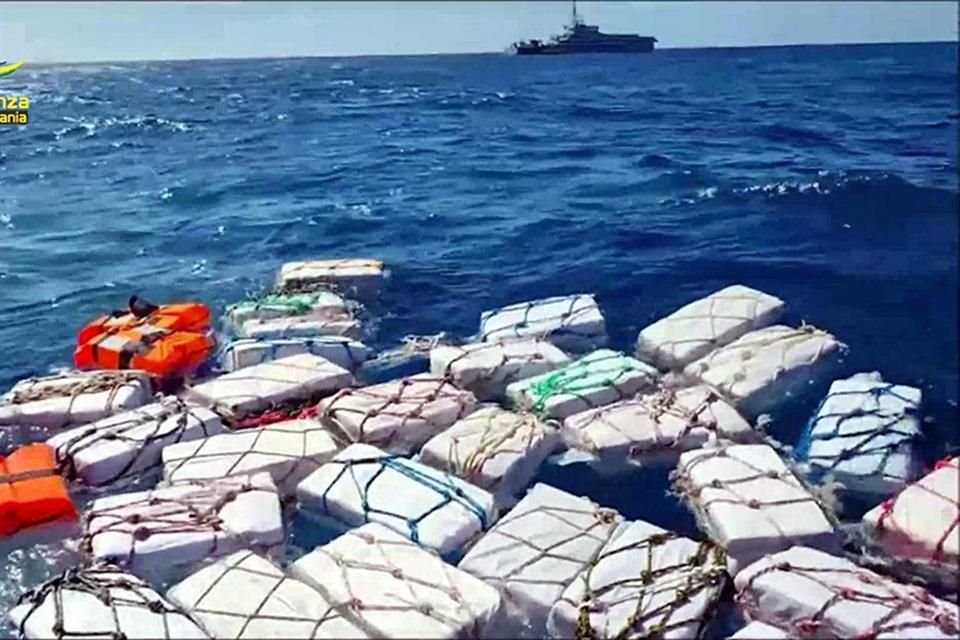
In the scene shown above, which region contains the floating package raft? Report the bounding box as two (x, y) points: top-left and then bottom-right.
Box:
(288, 522), (502, 638)
(417, 405), (562, 509)
(457, 483), (622, 638)
(8, 563), (208, 640)
(297, 443), (496, 558)
(734, 546), (958, 639)
(275, 258), (385, 300)
(796, 371), (922, 500)
(219, 335), (369, 373)
(635, 284), (785, 372)
(505, 349), (659, 420)
(480, 294), (608, 353)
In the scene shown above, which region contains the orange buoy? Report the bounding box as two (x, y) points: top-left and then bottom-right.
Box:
(0, 443), (77, 537)
(74, 297), (214, 377)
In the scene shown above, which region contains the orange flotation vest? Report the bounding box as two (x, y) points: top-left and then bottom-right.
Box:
(1, 443), (77, 537)
(74, 297), (214, 378)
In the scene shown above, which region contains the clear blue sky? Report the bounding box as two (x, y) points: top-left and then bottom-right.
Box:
(1, 1), (956, 62)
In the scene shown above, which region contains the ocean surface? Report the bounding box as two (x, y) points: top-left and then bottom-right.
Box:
(1, 42), (958, 634)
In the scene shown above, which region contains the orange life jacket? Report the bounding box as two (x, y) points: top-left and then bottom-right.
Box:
(74, 302), (214, 377)
(0, 443), (77, 537)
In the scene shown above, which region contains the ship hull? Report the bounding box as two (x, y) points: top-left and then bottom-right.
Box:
(510, 41), (655, 55)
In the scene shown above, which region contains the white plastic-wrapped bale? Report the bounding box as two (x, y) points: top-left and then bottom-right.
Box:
(185, 354), (354, 423)
(314, 374), (476, 454)
(166, 550), (370, 639)
(161, 418), (339, 497)
(417, 406), (562, 509)
(561, 385), (756, 471)
(296, 443), (496, 558)
(430, 339), (571, 402)
(236, 314), (362, 341)
(505, 349), (659, 420)
(684, 324), (846, 418)
(275, 259), (385, 299)
(672, 444), (841, 575)
(861, 457), (959, 590)
(727, 621), (789, 639)
(457, 483), (622, 638)
(219, 337), (370, 373)
(289, 522), (501, 639)
(547, 519), (728, 640)
(46, 398), (224, 487)
(479, 294), (607, 353)
(797, 372), (922, 498)
(8, 563), (208, 640)
(0, 370), (152, 430)
(636, 285), (785, 371)
(81, 472), (284, 582)
(734, 546), (958, 639)
(224, 291), (350, 328)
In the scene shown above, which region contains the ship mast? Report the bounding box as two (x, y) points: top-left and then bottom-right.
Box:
(571, 0), (583, 25)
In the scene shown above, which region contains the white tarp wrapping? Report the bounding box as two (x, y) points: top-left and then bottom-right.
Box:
(236, 314), (362, 341)
(161, 418), (339, 496)
(672, 444), (841, 575)
(296, 443), (496, 558)
(315, 374), (477, 454)
(479, 294), (607, 353)
(166, 550), (370, 639)
(798, 372), (922, 498)
(561, 385), (756, 471)
(47, 398), (225, 487)
(81, 472), (284, 582)
(683, 324), (846, 418)
(457, 483), (623, 638)
(417, 406), (562, 509)
(219, 337), (369, 373)
(289, 522), (501, 639)
(8, 563), (209, 640)
(636, 285), (785, 371)
(275, 259), (385, 299)
(727, 621), (788, 639)
(430, 339), (571, 402)
(734, 546), (959, 639)
(547, 519), (728, 639)
(505, 349), (659, 420)
(0, 370), (153, 430)
(224, 291), (349, 327)
(861, 457), (959, 589)
(184, 354), (354, 422)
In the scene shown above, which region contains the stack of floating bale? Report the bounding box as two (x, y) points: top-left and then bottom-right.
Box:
(2, 266), (957, 639)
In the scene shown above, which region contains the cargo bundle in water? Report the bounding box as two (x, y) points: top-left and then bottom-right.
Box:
(508, 0), (657, 55)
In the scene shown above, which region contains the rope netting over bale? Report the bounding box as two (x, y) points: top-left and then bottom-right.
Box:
(480, 295), (606, 348)
(162, 419), (337, 493)
(306, 376), (476, 454)
(419, 406), (559, 496)
(435, 339), (569, 401)
(516, 351), (658, 419)
(289, 523), (500, 638)
(458, 483), (622, 631)
(0, 371), (151, 429)
(11, 563), (207, 640)
(796, 377), (921, 482)
(550, 525), (728, 640)
(50, 398), (222, 486)
(167, 550), (368, 639)
(857, 457), (959, 592)
(562, 386), (754, 464)
(312, 449), (492, 552)
(736, 547), (959, 639)
(670, 445), (841, 568)
(636, 284), (785, 371)
(80, 474), (282, 571)
(220, 336), (369, 374)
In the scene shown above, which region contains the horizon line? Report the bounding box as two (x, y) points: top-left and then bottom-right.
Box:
(23, 38), (957, 67)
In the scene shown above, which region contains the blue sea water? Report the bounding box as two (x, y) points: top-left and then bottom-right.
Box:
(0, 42), (958, 633)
